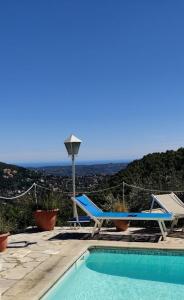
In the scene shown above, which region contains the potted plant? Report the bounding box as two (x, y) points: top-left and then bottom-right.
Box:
(34, 192), (60, 231)
(113, 201), (129, 231)
(0, 215), (10, 252)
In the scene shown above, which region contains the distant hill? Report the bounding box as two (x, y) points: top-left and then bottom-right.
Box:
(106, 148), (184, 212)
(0, 161), (39, 192)
(33, 162), (128, 176)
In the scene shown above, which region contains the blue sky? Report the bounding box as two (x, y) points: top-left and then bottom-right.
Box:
(0, 0), (184, 164)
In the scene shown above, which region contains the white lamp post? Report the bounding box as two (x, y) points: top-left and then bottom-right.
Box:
(64, 134), (82, 219)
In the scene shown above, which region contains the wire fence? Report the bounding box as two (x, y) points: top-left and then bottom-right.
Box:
(1, 180), (184, 201)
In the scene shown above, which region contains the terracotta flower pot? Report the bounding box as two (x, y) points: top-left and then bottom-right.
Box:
(34, 209), (59, 231)
(0, 233), (9, 252)
(114, 220), (129, 232)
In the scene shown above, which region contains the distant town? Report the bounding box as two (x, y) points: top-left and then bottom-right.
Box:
(0, 162), (127, 196)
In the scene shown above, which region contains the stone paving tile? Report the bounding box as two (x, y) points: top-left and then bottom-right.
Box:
(1, 267), (29, 280)
(43, 249), (60, 255)
(11, 249), (31, 258)
(17, 256), (34, 263)
(0, 279), (17, 294)
(22, 261), (40, 270)
(1, 263), (17, 272)
(27, 252), (49, 259)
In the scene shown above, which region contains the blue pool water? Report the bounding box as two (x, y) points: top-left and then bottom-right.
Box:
(42, 248), (184, 300)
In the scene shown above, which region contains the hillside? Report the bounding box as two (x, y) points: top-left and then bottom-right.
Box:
(106, 148), (184, 212)
(0, 162), (39, 193)
(33, 162), (127, 176)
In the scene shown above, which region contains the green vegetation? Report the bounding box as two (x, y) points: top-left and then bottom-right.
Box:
(1, 148), (184, 232)
(0, 213), (13, 234)
(35, 190), (61, 211)
(0, 192), (71, 233)
(108, 148), (184, 212)
(0, 195), (35, 233)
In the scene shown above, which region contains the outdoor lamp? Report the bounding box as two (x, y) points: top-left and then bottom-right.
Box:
(64, 134), (82, 219)
(64, 134), (82, 156)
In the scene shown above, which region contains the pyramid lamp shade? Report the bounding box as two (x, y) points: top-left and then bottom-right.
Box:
(64, 134), (82, 156)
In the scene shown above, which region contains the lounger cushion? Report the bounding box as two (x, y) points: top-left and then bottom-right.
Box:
(76, 194), (102, 216)
(94, 211), (173, 220)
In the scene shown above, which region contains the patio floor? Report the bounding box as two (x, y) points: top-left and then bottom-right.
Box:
(1, 226), (184, 300)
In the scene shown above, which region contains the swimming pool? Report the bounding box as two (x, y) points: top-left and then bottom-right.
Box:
(41, 248), (184, 300)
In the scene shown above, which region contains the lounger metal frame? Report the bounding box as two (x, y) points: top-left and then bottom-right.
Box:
(71, 195), (173, 240)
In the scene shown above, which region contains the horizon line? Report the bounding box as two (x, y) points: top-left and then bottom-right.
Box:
(3, 159), (135, 168)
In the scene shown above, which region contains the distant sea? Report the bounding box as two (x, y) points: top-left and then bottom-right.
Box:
(17, 159), (132, 168)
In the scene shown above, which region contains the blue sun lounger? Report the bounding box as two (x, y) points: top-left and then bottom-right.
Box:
(71, 194), (173, 240)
